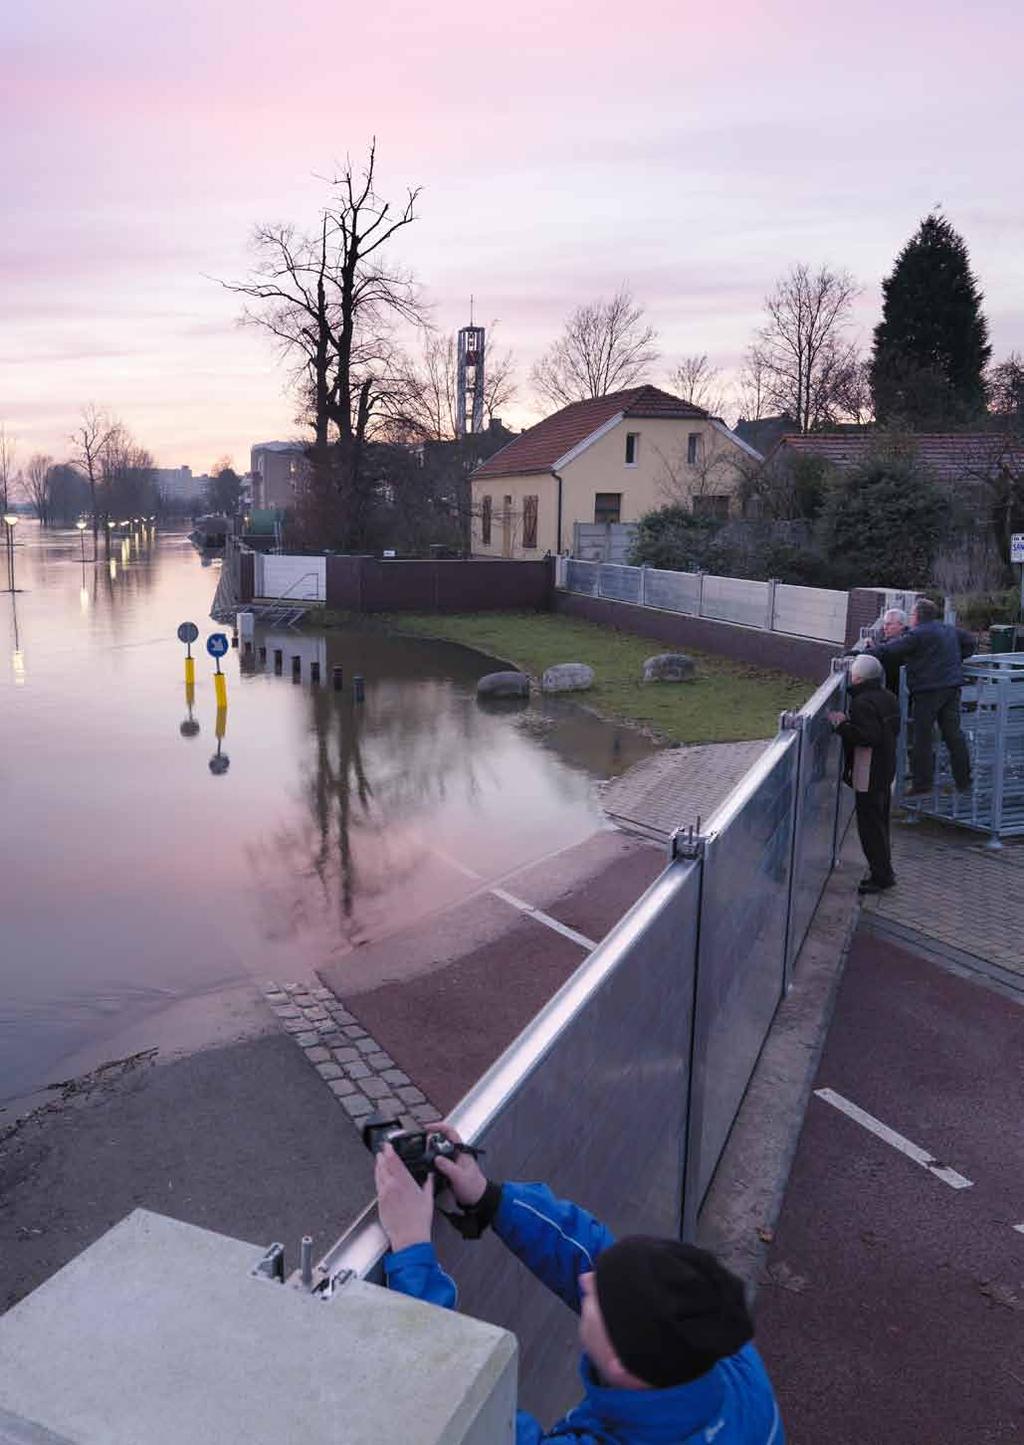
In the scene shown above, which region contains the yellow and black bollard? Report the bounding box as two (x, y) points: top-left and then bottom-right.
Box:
(177, 620), (199, 684)
(206, 631), (230, 709)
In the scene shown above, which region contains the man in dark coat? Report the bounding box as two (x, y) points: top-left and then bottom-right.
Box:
(870, 598), (975, 795)
(828, 653), (901, 894)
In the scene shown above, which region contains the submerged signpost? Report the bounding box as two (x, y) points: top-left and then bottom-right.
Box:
(1011, 533), (1024, 620)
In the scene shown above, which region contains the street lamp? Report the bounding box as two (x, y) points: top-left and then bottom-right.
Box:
(3, 513), (18, 593)
(76, 518), (88, 564)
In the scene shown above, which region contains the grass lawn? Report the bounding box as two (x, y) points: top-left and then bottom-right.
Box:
(378, 611), (809, 744)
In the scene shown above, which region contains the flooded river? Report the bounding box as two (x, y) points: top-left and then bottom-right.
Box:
(0, 524), (653, 1104)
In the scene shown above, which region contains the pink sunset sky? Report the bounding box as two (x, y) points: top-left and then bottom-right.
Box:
(3, 0), (1021, 473)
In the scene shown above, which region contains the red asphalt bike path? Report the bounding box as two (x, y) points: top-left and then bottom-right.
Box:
(757, 922), (1024, 1444)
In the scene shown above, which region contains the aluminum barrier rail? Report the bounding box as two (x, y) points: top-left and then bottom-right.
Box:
(895, 652), (1024, 846)
(316, 668), (851, 1424)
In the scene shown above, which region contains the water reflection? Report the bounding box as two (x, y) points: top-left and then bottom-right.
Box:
(0, 523), (656, 1102)
(209, 705), (230, 774)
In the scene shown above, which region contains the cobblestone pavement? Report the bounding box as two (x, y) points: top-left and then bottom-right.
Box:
(601, 739), (769, 838)
(859, 815), (1024, 977)
(263, 982), (443, 1128)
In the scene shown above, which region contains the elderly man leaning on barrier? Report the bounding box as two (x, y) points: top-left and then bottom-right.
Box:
(374, 1124), (784, 1445)
(869, 597), (976, 797)
(828, 653), (900, 895)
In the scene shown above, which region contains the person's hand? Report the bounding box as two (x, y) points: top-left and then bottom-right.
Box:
(374, 1143), (435, 1253)
(827, 710), (847, 727)
(431, 1122), (488, 1207)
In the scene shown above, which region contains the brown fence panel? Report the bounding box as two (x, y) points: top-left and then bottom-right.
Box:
(324, 557), (552, 613)
(325, 556), (364, 610)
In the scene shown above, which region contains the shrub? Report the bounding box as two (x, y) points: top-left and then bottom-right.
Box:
(628, 507), (725, 572)
(953, 589), (1019, 631)
(818, 456), (951, 589)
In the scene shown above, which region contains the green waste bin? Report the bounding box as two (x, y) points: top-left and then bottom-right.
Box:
(990, 624), (1015, 653)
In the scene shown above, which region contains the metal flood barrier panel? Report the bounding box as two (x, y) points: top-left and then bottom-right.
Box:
(317, 670), (853, 1423)
(682, 733), (799, 1221)
(784, 672), (850, 979)
(319, 861), (702, 1425)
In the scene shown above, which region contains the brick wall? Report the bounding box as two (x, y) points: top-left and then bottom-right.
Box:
(553, 591), (840, 682)
(845, 588), (886, 647)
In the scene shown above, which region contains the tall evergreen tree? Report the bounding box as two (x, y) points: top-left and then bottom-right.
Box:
(870, 213), (991, 429)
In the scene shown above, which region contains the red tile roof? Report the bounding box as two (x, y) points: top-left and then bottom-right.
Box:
(767, 432), (1024, 481)
(473, 386), (709, 481)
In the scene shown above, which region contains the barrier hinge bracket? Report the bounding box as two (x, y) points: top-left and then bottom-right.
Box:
(670, 824), (706, 862)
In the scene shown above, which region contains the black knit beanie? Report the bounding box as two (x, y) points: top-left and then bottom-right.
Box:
(593, 1237), (753, 1388)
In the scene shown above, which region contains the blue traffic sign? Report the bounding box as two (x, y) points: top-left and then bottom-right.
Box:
(206, 632), (230, 659)
(177, 621), (199, 645)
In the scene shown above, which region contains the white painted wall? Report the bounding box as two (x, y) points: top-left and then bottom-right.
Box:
(256, 554), (326, 601)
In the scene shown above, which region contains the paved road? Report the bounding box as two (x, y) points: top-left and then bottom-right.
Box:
(757, 922), (1024, 1444)
(0, 1033), (374, 1312)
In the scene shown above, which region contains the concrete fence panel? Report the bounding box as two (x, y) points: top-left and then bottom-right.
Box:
(700, 574), (771, 628)
(596, 562), (643, 604)
(772, 583), (848, 644)
(641, 566), (702, 615)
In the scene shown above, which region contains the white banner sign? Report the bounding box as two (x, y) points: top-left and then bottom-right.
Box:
(1012, 533), (1024, 564)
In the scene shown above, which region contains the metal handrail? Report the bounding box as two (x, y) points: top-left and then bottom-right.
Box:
(255, 568), (323, 603)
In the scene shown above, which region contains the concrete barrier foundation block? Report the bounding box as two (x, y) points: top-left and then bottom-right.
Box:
(642, 653), (697, 683)
(541, 663), (595, 693)
(477, 671), (530, 699)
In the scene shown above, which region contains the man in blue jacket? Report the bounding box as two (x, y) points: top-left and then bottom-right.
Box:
(374, 1124), (783, 1444)
(870, 597), (975, 796)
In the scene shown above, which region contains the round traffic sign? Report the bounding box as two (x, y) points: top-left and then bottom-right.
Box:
(206, 632), (230, 659)
(177, 621), (199, 644)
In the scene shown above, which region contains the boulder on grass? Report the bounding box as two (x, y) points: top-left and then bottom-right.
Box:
(477, 670), (530, 699)
(541, 662), (595, 694)
(642, 653), (696, 684)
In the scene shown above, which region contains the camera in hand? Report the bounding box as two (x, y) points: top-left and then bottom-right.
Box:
(362, 1113), (474, 1184)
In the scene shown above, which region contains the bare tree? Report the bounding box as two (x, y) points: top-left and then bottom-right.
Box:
(531, 287), (658, 409)
(989, 352), (1024, 427)
(401, 322), (519, 442)
(0, 424), (16, 514)
(652, 429), (760, 514)
(22, 453), (54, 524)
(666, 354), (728, 418)
(735, 350), (772, 424)
(220, 141), (424, 548)
(747, 264), (861, 432)
(71, 405), (116, 539)
(101, 424), (156, 519)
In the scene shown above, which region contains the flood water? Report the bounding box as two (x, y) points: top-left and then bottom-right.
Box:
(0, 524), (654, 1104)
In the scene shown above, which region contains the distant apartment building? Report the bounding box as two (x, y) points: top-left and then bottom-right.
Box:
(250, 442), (309, 510)
(153, 466), (207, 506)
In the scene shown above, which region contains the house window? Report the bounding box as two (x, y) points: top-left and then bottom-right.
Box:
(625, 432), (639, 466)
(693, 494), (731, 521)
(687, 433), (703, 466)
(481, 494), (492, 545)
(595, 492), (622, 525)
(522, 494), (538, 550)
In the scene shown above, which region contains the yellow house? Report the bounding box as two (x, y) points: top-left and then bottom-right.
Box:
(471, 385), (762, 559)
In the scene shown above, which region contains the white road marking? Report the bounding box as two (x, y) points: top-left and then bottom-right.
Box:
(1013, 1224), (1024, 1237)
(490, 887), (597, 951)
(427, 842), (598, 951)
(814, 1088), (974, 1190)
